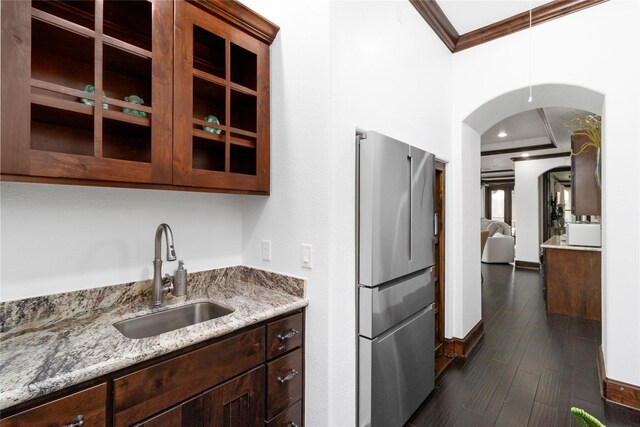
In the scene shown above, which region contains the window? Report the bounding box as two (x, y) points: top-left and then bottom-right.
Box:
(491, 190), (505, 223)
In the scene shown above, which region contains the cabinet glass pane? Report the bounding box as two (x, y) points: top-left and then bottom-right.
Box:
(193, 26), (226, 79)
(193, 76), (225, 125)
(193, 136), (225, 172)
(103, 0), (151, 51)
(31, 104), (94, 156)
(32, 19), (94, 92)
(32, 1), (95, 31)
(230, 91), (256, 133)
(103, 118), (151, 163)
(230, 43), (256, 90)
(104, 44), (152, 108)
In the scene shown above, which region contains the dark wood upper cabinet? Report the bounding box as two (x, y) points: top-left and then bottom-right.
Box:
(571, 132), (601, 216)
(2, 0), (173, 184)
(173, 1), (271, 192)
(1, 0), (278, 194)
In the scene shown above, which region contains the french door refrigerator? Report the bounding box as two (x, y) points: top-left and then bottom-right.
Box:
(357, 131), (436, 427)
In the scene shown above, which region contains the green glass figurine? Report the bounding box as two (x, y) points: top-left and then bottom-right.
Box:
(122, 95), (147, 117)
(203, 115), (221, 135)
(80, 84), (109, 109)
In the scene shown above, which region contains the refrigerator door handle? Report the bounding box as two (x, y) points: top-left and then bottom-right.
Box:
(408, 154), (413, 261)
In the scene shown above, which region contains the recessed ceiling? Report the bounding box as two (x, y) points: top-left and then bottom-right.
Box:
(481, 107), (593, 171)
(437, 0), (548, 34)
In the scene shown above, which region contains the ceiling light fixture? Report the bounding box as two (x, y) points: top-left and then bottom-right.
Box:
(521, 152), (530, 158)
(498, 130), (508, 138)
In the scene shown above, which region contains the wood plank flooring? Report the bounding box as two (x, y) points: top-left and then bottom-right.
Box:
(406, 264), (640, 427)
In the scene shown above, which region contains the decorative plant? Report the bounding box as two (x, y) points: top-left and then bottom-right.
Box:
(571, 407), (605, 427)
(567, 113), (602, 188)
(569, 114), (601, 156)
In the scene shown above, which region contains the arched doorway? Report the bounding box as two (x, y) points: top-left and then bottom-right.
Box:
(445, 83), (604, 345)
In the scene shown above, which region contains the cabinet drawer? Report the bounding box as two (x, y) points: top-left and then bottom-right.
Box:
(0, 383), (106, 427)
(266, 312), (303, 359)
(114, 326), (265, 427)
(266, 399), (302, 426)
(267, 349), (303, 420)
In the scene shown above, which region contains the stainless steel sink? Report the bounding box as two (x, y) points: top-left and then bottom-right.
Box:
(113, 302), (234, 339)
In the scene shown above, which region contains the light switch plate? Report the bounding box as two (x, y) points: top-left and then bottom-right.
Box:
(301, 244), (312, 269)
(261, 240), (272, 262)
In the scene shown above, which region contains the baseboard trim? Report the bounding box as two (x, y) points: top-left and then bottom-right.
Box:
(515, 260), (540, 270)
(597, 346), (640, 411)
(444, 320), (484, 358)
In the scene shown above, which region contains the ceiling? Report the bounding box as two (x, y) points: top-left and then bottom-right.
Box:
(437, 0), (548, 34)
(480, 107), (593, 180)
(410, 0), (607, 53)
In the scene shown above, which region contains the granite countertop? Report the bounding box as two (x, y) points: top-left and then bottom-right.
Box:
(541, 235), (602, 252)
(0, 266), (307, 411)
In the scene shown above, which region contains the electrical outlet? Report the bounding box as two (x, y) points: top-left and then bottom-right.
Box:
(301, 244), (312, 269)
(261, 240), (272, 262)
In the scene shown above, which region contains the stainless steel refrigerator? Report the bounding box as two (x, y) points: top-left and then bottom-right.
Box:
(357, 131), (436, 427)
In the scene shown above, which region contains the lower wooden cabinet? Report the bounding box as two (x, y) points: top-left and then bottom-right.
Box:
(202, 366), (265, 426)
(0, 383), (106, 427)
(266, 349), (303, 420)
(136, 367), (265, 427)
(0, 310), (305, 427)
(266, 400), (302, 427)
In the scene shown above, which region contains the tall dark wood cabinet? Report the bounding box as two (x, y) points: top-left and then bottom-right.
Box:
(571, 132), (601, 216)
(1, 0), (278, 194)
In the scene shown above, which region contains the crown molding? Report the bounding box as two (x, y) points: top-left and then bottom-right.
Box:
(189, 0), (280, 45)
(409, 0), (458, 52)
(411, 0), (607, 53)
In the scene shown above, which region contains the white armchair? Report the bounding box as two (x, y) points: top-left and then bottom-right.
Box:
(482, 232), (515, 264)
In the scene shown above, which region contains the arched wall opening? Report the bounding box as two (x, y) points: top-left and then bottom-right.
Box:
(445, 83), (608, 373)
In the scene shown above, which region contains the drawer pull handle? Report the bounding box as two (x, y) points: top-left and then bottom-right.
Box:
(277, 369), (299, 383)
(64, 415), (84, 427)
(289, 423), (299, 427)
(277, 329), (299, 341)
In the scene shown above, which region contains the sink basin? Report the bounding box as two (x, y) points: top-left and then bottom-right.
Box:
(113, 302), (234, 339)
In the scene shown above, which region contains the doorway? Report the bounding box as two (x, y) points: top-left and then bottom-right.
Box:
(434, 160), (449, 379)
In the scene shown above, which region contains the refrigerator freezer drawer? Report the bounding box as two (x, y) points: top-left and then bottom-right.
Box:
(359, 305), (435, 427)
(359, 268), (434, 339)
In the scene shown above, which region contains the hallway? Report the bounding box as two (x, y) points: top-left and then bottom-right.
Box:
(407, 264), (640, 426)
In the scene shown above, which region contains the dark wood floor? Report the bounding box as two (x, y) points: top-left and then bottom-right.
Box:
(407, 264), (640, 427)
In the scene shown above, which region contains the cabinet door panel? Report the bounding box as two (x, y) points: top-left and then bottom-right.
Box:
(203, 366), (265, 427)
(0, 383), (106, 427)
(1, 0), (173, 184)
(173, 1), (269, 193)
(136, 395), (203, 427)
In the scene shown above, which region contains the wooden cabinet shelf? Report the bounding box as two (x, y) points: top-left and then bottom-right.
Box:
(2, 0), (278, 194)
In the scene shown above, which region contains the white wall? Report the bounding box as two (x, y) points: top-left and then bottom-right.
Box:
(0, 183), (243, 301)
(514, 157), (570, 263)
(451, 0), (640, 387)
(240, 1), (452, 425)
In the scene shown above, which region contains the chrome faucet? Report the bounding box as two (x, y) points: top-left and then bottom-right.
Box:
(152, 223), (177, 307)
